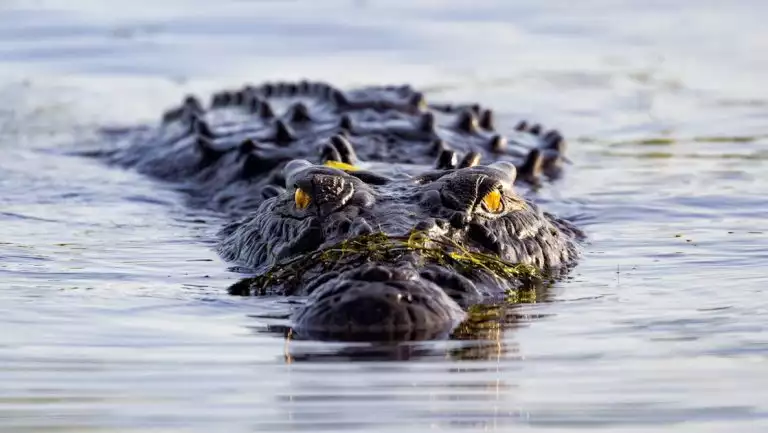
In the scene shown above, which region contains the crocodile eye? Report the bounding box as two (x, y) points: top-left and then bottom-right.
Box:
(294, 187), (311, 210)
(481, 189), (504, 214)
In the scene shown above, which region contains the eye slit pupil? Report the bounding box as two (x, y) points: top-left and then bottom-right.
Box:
(294, 187), (311, 210)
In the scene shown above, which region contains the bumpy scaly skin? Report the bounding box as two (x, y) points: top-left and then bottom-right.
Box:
(99, 81), (580, 341)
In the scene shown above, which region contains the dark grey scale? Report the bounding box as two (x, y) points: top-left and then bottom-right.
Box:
(540, 130), (568, 175)
(273, 82), (288, 96)
(316, 84), (330, 99)
(179, 108), (201, 126)
(542, 130), (565, 153)
(369, 100), (385, 111)
(309, 82), (327, 96)
(238, 138), (257, 154)
(286, 102), (312, 124)
(338, 114), (354, 132)
(258, 101), (275, 120)
(161, 106), (185, 123)
(272, 120), (296, 145)
(453, 110), (480, 134)
(329, 135), (356, 164)
(514, 120), (528, 131)
(359, 121), (428, 142)
(194, 136), (224, 167)
(489, 135), (507, 153)
(231, 89), (249, 106)
(189, 116), (215, 140)
(320, 142), (342, 163)
(523, 238), (545, 269)
(418, 189), (443, 213)
(385, 134), (399, 144)
(240, 152), (267, 180)
(469, 104), (481, 115)
(409, 92), (426, 109)
(284, 82), (298, 96)
(161, 96), (203, 123)
(330, 90), (349, 108)
(238, 144), (288, 181)
(298, 80), (311, 94)
(315, 83), (332, 98)
(436, 149), (458, 169)
(183, 95), (204, 114)
(428, 103), (453, 113)
(418, 112), (436, 134)
(449, 212), (469, 229)
(335, 128), (351, 140)
(210, 91), (233, 109)
(479, 109), (494, 131)
(260, 185), (284, 200)
(458, 151), (481, 168)
(528, 123), (542, 135)
(347, 170), (390, 186)
(245, 95), (263, 114)
(233, 86), (257, 106)
(261, 83), (275, 97)
(516, 148), (544, 183)
(468, 223), (501, 254)
(430, 138), (447, 156)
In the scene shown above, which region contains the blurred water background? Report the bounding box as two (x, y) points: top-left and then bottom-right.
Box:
(0, 0), (766, 431)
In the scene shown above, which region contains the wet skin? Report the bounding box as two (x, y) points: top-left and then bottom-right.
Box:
(95, 81), (581, 341)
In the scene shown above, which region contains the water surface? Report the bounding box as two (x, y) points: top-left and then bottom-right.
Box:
(1, 1), (766, 431)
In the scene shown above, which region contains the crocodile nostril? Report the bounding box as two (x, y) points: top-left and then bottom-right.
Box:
(359, 267), (393, 282)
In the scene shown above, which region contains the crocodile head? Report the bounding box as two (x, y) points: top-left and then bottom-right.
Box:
(220, 159), (580, 340)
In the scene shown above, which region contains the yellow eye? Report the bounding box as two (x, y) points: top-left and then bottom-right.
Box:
(294, 187), (311, 210)
(482, 189), (504, 213)
(323, 160), (358, 171)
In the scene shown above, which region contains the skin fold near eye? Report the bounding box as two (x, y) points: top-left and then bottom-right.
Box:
(294, 188), (311, 210)
(482, 189), (504, 213)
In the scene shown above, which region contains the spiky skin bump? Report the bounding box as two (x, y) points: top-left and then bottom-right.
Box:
(98, 81), (579, 341)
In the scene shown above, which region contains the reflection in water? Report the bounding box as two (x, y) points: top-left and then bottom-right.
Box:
(254, 301), (558, 431)
(246, 281), (554, 363)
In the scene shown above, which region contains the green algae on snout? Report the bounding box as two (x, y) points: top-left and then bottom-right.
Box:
(404, 231), (540, 283)
(231, 231), (541, 296)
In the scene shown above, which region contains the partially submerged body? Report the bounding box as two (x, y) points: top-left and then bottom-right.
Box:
(96, 81), (582, 340)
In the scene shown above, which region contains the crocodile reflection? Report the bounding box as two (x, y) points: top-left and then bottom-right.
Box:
(247, 281), (555, 362)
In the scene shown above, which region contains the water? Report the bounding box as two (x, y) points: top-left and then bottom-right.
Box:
(1, 0), (767, 431)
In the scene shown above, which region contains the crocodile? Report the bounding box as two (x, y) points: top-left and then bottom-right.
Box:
(95, 81), (582, 341)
